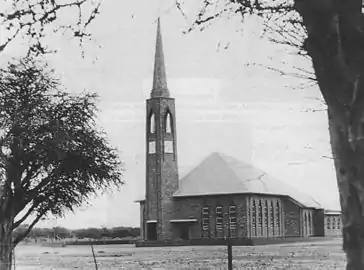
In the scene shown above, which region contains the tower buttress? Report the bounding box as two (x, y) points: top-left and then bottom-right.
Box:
(145, 18), (179, 241)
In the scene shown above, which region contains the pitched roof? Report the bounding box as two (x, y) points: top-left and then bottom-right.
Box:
(173, 152), (321, 209)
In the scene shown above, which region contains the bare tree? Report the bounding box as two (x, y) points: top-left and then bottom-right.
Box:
(0, 0), (102, 55)
(0, 57), (124, 270)
(181, 0), (364, 268)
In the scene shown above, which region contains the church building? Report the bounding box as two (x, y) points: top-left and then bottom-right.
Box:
(136, 19), (342, 244)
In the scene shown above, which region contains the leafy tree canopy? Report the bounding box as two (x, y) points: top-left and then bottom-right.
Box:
(0, 56), (124, 247)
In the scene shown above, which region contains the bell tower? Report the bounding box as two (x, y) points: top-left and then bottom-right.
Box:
(145, 18), (179, 241)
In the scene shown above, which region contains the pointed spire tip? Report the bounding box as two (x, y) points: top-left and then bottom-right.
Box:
(151, 17), (170, 98)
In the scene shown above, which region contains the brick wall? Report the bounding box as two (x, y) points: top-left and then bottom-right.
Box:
(140, 201), (145, 239)
(145, 98), (179, 241)
(324, 214), (342, 236)
(282, 198), (301, 237)
(146, 154), (158, 221)
(313, 209), (325, 236)
(172, 194), (292, 240)
(147, 193), (323, 241)
(173, 194), (248, 240)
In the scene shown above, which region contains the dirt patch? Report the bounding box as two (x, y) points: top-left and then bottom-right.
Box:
(14, 239), (345, 269)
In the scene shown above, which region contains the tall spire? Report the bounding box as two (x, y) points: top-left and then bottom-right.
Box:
(151, 17), (170, 98)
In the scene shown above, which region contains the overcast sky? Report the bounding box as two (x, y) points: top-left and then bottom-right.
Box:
(1, 0), (340, 229)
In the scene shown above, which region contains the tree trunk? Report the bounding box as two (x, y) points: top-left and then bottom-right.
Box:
(293, 0), (364, 267)
(0, 219), (13, 270)
(328, 107), (364, 269)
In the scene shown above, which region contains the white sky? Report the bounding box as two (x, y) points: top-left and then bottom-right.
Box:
(1, 0), (340, 229)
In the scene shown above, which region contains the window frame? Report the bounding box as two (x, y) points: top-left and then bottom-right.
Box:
(215, 206), (223, 231)
(202, 206), (210, 231)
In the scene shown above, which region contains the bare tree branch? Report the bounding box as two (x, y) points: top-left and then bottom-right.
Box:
(0, 0), (103, 55)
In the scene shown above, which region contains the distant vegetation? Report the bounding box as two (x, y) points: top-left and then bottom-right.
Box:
(13, 224), (140, 241)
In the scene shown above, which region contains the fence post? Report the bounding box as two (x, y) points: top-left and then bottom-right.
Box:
(227, 241), (232, 270)
(90, 244), (98, 270)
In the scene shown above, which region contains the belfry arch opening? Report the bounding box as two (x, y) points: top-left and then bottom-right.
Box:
(164, 110), (173, 134)
(149, 111), (156, 134)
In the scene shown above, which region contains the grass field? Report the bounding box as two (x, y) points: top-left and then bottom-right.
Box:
(15, 238), (345, 269)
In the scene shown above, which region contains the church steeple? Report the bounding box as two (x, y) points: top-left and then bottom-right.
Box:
(151, 18), (170, 98)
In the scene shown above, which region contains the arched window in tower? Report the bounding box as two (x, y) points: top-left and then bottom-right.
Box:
(275, 201), (281, 236)
(252, 200), (257, 237)
(270, 200), (274, 236)
(149, 112), (156, 134)
(165, 111), (173, 134)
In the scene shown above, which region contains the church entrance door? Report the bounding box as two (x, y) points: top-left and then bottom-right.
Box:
(179, 224), (190, 240)
(147, 222), (157, 241)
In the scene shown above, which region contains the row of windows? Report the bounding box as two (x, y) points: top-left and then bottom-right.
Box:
(201, 205), (237, 238)
(251, 199), (281, 237)
(326, 216), (341, 230)
(303, 211), (313, 236)
(149, 112), (173, 134)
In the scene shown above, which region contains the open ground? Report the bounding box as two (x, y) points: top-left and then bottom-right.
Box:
(15, 238), (344, 269)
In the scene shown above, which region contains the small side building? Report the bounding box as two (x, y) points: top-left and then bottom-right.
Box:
(324, 210), (342, 236)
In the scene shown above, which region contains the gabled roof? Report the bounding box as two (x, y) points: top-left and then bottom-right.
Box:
(173, 152), (321, 209)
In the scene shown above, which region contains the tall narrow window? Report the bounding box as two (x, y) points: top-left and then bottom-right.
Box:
(332, 217), (336, 230)
(258, 200), (263, 236)
(229, 205), (237, 238)
(202, 206), (209, 232)
(264, 200), (269, 237)
(327, 217), (331, 230)
(216, 206), (223, 232)
(308, 213), (312, 236)
(252, 200), (257, 237)
(303, 212), (307, 236)
(270, 201), (274, 236)
(165, 112), (172, 133)
(247, 200), (250, 236)
(275, 201), (281, 236)
(150, 113), (156, 134)
(337, 218), (341, 229)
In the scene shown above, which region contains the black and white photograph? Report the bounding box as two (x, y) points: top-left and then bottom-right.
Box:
(0, 0), (362, 269)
